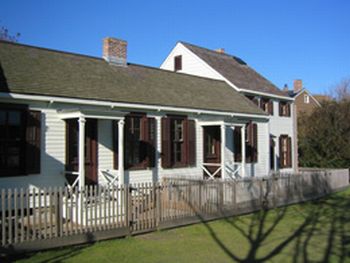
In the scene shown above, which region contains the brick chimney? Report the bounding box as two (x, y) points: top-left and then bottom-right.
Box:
(215, 48), (225, 54)
(293, 79), (303, 93)
(103, 37), (127, 66)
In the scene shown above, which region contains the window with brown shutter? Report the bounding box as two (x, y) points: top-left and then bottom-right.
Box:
(233, 122), (258, 163)
(113, 114), (156, 170)
(174, 55), (182, 71)
(187, 120), (196, 166)
(233, 127), (242, 162)
(0, 104), (41, 176)
(279, 135), (292, 168)
(261, 98), (274, 115)
(161, 116), (195, 168)
(279, 101), (291, 117)
(26, 110), (41, 174)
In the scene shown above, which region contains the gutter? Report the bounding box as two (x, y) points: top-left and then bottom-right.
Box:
(0, 92), (270, 120)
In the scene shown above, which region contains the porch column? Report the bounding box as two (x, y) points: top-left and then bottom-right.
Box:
(78, 116), (86, 189)
(221, 124), (226, 180)
(118, 119), (125, 186)
(241, 125), (246, 177)
(155, 116), (162, 182)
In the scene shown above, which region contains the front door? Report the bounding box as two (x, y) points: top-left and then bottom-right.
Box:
(203, 126), (221, 178)
(66, 119), (98, 185)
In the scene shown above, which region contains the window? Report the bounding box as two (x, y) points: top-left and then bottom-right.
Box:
(116, 113), (155, 170)
(279, 135), (292, 168)
(304, 94), (310, 104)
(0, 104), (41, 176)
(279, 101), (291, 117)
(233, 122), (258, 163)
(246, 95), (259, 106)
(174, 55), (182, 71)
(260, 98), (273, 115)
(161, 116), (196, 168)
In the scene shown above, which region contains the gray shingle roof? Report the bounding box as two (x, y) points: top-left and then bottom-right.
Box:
(181, 42), (289, 98)
(0, 40), (266, 116)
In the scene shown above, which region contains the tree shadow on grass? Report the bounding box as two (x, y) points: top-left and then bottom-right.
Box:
(187, 190), (350, 263)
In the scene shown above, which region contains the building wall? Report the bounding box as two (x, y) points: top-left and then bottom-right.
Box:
(0, 99), (271, 189)
(294, 90), (319, 115)
(269, 100), (296, 172)
(160, 43), (223, 80)
(161, 44), (296, 173)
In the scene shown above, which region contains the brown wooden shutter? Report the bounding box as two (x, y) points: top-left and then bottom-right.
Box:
(187, 120), (196, 166)
(279, 136), (284, 168)
(253, 123), (258, 162)
(161, 117), (171, 168)
(287, 103), (291, 117)
(233, 126), (242, 162)
(287, 137), (292, 167)
(279, 102), (283, 116)
(25, 110), (41, 174)
(113, 121), (118, 169)
(268, 100), (274, 115)
(147, 117), (156, 167)
(245, 122), (252, 163)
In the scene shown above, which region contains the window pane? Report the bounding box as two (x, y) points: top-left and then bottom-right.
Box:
(8, 111), (21, 125)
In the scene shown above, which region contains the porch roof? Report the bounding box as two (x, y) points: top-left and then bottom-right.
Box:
(57, 109), (126, 120)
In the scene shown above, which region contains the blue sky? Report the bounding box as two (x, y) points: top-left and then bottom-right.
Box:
(1, 0), (349, 94)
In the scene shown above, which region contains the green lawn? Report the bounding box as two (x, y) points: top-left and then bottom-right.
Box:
(11, 188), (350, 263)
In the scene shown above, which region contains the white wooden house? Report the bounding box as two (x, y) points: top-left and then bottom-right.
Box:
(161, 42), (297, 173)
(0, 38), (273, 191)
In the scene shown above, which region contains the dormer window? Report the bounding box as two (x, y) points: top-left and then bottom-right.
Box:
(174, 55), (182, 71)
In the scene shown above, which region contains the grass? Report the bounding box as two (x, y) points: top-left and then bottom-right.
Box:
(9, 188), (350, 263)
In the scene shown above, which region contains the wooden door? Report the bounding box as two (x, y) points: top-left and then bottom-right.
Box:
(203, 126), (221, 178)
(66, 119), (98, 185)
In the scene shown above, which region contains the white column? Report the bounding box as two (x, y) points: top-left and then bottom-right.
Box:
(118, 119), (125, 186)
(221, 124), (226, 180)
(241, 125), (246, 177)
(156, 116), (162, 181)
(78, 117), (86, 189)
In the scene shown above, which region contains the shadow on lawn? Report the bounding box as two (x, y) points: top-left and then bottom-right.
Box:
(199, 192), (350, 263)
(2, 234), (94, 263)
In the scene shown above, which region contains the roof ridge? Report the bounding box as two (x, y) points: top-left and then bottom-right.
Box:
(179, 41), (247, 64)
(0, 39), (104, 62)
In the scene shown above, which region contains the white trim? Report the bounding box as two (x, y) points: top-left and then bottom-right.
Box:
(293, 89), (321, 107)
(0, 92), (269, 120)
(240, 89), (294, 101)
(57, 109), (126, 120)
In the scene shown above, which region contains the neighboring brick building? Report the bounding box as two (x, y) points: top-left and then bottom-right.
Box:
(285, 79), (326, 116)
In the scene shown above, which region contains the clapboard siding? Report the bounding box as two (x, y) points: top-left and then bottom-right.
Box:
(0, 100), (271, 189)
(161, 43), (223, 81)
(270, 100), (295, 172)
(0, 107), (66, 189)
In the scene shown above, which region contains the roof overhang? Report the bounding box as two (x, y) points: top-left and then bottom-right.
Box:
(0, 92), (270, 120)
(57, 108), (126, 120)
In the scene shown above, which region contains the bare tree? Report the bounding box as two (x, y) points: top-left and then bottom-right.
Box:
(0, 26), (20, 42)
(328, 78), (350, 101)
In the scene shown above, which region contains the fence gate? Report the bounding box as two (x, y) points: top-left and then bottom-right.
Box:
(129, 183), (158, 234)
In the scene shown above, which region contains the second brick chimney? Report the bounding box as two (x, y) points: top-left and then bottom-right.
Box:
(215, 48), (225, 54)
(293, 79), (303, 93)
(103, 37), (127, 66)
